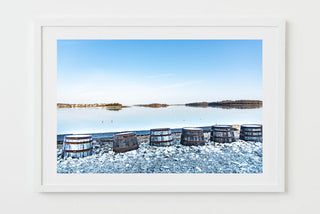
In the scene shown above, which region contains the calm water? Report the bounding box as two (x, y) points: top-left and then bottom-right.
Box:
(57, 106), (262, 135)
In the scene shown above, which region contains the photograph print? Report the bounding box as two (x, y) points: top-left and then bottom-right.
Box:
(57, 39), (263, 174)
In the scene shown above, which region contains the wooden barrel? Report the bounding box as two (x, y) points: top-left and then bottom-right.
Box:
(62, 135), (93, 158)
(211, 125), (235, 143)
(240, 124), (263, 142)
(150, 128), (173, 146)
(113, 132), (139, 152)
(180, 127), (205, 146)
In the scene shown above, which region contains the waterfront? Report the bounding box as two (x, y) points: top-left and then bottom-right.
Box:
(57, 132), (263, 174)
(57, 106), (262, 135)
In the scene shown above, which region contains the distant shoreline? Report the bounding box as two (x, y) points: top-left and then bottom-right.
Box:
(57, 100), (262, 109)
(186, 100), (262, 109)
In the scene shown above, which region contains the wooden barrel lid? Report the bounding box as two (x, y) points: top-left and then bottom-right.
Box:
(114, 132), (135, 137)
(182, 127), (203, 132)
(212, 125), (232, 128)
(65, 134), (92, 140)
(151, 134), (171, 137)
(241, 124), (262, 129)
(150, 128), (170, 132)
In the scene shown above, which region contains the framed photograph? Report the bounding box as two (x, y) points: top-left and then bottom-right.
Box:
(34, 18), (285, 192)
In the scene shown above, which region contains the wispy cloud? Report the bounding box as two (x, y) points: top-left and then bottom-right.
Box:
(163, 81), (201, 89)
(145, 73), (174, 79)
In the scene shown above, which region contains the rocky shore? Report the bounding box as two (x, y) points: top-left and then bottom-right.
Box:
(57, 130), (263, 174)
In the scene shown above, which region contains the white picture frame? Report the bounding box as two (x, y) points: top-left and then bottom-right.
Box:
(34, 18), (285, 192)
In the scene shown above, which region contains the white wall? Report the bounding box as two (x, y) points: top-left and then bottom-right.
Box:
(0, 0), (319, 213)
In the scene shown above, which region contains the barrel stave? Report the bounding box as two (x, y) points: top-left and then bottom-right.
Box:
(181, 128), (205, 146)
(240, 124), (263, 142)
(150, 128), (173, 146)
(62, 135), (93, 158)
(113, 132), (139, 152)
(211, 125), (235, 143)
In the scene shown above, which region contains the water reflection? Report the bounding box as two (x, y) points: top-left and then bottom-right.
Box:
(57, 106), (262, 135)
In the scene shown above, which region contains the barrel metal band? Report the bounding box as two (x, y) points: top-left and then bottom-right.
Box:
(113, 144), (139, 152)
(213, 136), (234, 139)
(115, 135), (136, 141)
(64, 140), (93, 144)
(241, 130), (262, 133)
(212, 129), (233, 132)
(63, 148), (92, 153)
(182, 133), (204, 137)
(182, 140), (205, 143)
(183, 129), (203, 132)
(151, 133), (172, 137)
(241, 126), (262, 129)
(150, 139), (173, 143)
(241, 135), (263, 137)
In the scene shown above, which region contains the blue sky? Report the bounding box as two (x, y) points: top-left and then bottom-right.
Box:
(57, 40), (262, 104)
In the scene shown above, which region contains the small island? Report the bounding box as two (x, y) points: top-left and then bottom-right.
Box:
(57, 103), (129, 110)
(135, 103), (169, 108)
(186, 100), (262, 109)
